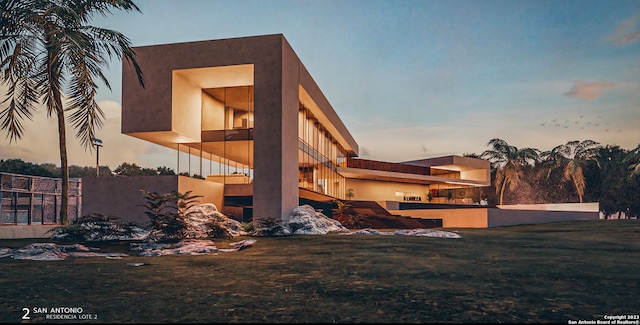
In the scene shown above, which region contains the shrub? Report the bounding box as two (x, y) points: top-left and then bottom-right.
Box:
(48, 214), (141, 241)
(241, 221), (255, 233)
(331, 200), (371, 229)
(252, 217), (285, 237)
(140, 189), (202, 241)
(340, 213), (372, 229)
(204, 215), (233, 239)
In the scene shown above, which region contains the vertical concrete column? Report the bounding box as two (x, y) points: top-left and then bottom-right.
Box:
(280, 40), (301, 222)
(253, 36), (300, 223)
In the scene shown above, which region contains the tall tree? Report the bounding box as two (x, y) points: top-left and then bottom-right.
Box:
(0, 158), (56, 177)
(481, 138), (539, 205)
(0, 0), (144, 224)
(114, 162), (157, 176)
(623, 144), (640, 178)
(542, 140), (599, 203)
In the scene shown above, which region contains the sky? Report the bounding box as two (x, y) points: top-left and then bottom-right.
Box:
(1, 0), (639, 172)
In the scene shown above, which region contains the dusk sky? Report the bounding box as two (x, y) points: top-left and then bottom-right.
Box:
(2, 0), (639, 172)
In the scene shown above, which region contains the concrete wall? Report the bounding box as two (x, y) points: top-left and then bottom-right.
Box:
(488, 208), (599, 227)
(0, 225), (59, 239)
(171, 71), (202, 141)
(388, 203), (599, 229)
(389, 208), (489, 228)
(82, 176), (178, 225)
(82, 176), (224, 226)
(497, 202), (599, 212)
(177, 176), (224, 210)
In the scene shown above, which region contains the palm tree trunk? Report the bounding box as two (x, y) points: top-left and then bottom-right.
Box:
(571, 176), (583, 203)
(499, 180), (506, 205)
(54, 94), (69, 225)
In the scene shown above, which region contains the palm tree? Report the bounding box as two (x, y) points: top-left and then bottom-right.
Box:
(481, 138), (539, 205)
(0, 0), (144, 224)
(623, 144), (640, 178)
(541, 140), (600, 203)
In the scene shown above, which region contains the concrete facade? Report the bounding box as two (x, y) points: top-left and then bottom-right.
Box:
(122, 34), (358, 222)
(116, 34), (498, 226)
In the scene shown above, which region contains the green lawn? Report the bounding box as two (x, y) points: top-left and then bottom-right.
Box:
(1, 220), (638, 323)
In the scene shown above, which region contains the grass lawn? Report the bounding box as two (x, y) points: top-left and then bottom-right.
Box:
(0, 219), (638, 323)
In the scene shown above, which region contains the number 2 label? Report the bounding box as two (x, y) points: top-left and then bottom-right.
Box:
(22, 308), (30, 320)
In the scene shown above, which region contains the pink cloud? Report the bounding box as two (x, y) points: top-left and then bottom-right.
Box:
(608, 13), (640, 46)
(563, 80), (616, 102)
(617, 31), (640, 45)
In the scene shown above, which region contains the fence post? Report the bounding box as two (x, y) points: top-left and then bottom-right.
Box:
(29, 177), (34, 225)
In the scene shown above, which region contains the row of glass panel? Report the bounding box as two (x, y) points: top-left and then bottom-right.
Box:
(196, 85), (348, 198)
(298, 106), (347, 199)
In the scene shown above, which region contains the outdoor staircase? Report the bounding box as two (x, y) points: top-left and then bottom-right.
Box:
(347, 201), (442, 229)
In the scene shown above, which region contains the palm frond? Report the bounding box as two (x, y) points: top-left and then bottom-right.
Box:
(82, 25), (144, 88)
(630, 163), (640, 178)
(70, 0), (142, 23)
(0, 73), (38, 142)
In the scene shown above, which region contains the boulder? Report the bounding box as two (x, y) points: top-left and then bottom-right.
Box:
(287, 205), (350, 235)
(183, 203), (248, 237)
(254, 205), (349, 236)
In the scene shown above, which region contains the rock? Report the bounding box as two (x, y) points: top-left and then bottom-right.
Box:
(136, 239), (221, 256)
(344, 228), (383, 235)
(133, 238), (256, 256)
(0, 247), (14, 258)
(217, 239), (257, 252)
(344, 228), (461, 238)
(287, 205), (350, 235)
(4, 243), (129, 260)
(183, 203), (248, 237)
(254, 205), (350, 236)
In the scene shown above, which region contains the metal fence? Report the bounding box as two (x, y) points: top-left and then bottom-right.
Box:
(0, 172), (81, 225)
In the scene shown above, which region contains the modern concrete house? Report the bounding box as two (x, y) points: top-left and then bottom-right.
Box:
(107, 34), (492, 225)
(0, 34), (599, 239)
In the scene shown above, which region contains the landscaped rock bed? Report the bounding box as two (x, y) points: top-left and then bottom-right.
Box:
(0, 204), (461, 260)
(131, 239), (256, 257)
(0, 243), (128, 261)
(0, 239), (258, 261)
(343, 228), (462, 238)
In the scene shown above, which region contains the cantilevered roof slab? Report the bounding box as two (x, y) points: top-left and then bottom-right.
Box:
(337, 166), (490, 187)
(402, 155), (490, 184)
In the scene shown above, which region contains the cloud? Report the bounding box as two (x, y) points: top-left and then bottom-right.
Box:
(563, 80), (616, 102)
(617, 31), (640, 45)
(607, 13), (640, 46)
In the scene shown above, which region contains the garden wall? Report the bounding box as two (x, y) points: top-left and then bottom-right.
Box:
(388, 202), (600, 228)
(488, 208), (599, 227)
(0, 225), (59, 239)
(82, 176), (223, 225)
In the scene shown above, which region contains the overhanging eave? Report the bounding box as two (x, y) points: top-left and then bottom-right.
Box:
(337, 167), (490, 187)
